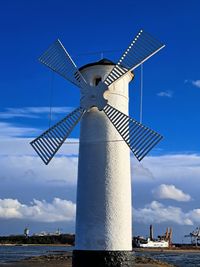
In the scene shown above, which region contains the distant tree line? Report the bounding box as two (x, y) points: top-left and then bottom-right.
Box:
(0, 234), (75, 245)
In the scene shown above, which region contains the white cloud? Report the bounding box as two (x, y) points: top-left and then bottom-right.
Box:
(0, 122), (40, 138)
(184, 79), (200, 88)
(0, 198), (76, 222)
(188, 209), (200, 223)
(1, 134), (200, 188)
(3, 196), (200, 226)
(157, 90), (173, 98)
(0, 155), (78, 186)
(0, 121), (80, 186)
(131, 160), (154, 181)
(0, 106), (74, 119)
(0, 135), (79, 186)
(132, 154), (200, 183)
(134, 201), (193, 225)
(0, 137), (79, 156)
(192, 80), (200, 88)
(152, 184), (191, 202)
(1, 121), (200, 196)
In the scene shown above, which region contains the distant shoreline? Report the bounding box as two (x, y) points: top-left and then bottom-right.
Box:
(0, 243), (200, 253)
(0, 243), (71, 246)
(1, 243), (200, 253)
(135, 247), (200, 253)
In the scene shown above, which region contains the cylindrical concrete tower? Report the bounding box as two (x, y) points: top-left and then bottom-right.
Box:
(73, 59), (134, 267)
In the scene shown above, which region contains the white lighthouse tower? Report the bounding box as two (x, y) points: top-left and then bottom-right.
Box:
(30, 29), (164, 267)
(73, 59), (133, 265)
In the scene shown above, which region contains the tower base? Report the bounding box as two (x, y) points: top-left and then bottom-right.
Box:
(72, 250), (134, 267)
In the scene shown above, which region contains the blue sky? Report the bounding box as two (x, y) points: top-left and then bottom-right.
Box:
(0, 0), (200, 243)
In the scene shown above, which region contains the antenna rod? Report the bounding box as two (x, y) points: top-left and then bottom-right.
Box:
(140, 64), (143, 123)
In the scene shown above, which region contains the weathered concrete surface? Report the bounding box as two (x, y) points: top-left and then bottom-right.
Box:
(75, 64), (133, 251)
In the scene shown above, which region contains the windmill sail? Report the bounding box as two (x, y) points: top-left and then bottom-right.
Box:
(31, 30), (164, 164)
(39, 39), (87, 89)
(103, 30), (165, 87)
(103, 104), (163, 161)
(31, 107), (85, 165)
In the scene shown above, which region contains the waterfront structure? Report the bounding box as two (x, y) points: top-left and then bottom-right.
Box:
(33, 229), (61, 237)
(134, 225), (172, 248)
(24, 228), (29, 237)
(185, 227), (200, 246)
(137, 238), (169, 248)
(30, 30), (164, 266)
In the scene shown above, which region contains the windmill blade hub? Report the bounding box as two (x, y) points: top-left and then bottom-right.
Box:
(80, 82), (108, 111)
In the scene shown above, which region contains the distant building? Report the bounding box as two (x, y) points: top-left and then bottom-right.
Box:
(33, 229), (62, 237)
(24, 228), (29, 237)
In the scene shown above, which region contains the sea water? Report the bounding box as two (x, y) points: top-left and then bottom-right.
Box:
(135, 251), (200, 267)
(0, 245), (71, 263)
(0, 246), (200, 266)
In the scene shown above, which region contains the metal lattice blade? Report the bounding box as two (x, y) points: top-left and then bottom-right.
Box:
(39, 39), (87, 89)
(103, 30), (165, 87)
(103, 104), (163, 161)
(30, 107), (85, 165)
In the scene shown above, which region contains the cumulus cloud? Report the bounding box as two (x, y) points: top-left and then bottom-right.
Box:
(134, 201), (193, 225)
(131, 159), (154, 182)
(0, 198), (76, 222)
(188, 209), (200, 222)
(0, 155), (78, 186)
(2, 135), (200, 188)
(0, 135), (79, 186)
(132, 154), (200, 183)
(157, 90), (173, 98)
(0, 112), (80, 187)
(152, 184), (191, 202)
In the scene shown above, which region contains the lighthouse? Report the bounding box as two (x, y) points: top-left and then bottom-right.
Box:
(73, 59), (133, 266)
(30, 29), (164, 267)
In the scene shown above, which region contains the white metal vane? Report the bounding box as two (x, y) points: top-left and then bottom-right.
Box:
(31, 29), (165, 165)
